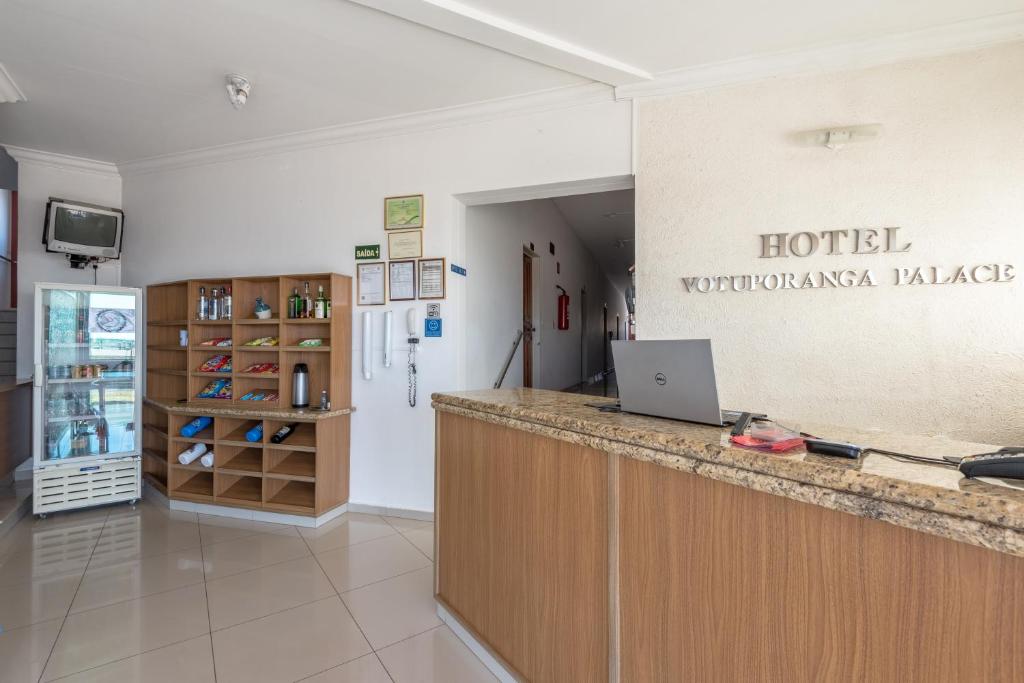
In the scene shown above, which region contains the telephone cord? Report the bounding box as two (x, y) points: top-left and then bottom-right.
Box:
(408, 345), (417, 407)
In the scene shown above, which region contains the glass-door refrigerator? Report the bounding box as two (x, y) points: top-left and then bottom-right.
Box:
(33, 283), (143, 516)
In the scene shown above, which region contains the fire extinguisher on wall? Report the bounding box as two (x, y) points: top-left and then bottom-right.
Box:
(556, 285), (569, 330)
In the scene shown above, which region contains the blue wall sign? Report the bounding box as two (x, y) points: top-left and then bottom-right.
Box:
(425, 318), (442, 337)
(450, 264), (467, 277)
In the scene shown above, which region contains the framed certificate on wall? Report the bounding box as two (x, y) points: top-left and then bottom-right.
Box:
(389, 260), (417, 301)
(418, 258), (446, 299)
(356, 262), (386, 305)
(385, 195), (424, 230)
(387, 230), (423, 259)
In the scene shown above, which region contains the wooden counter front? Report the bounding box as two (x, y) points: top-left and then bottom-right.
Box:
(434, 390), (1024, 682)
(435, 412), (608, 682)
(619, 456), (1024, 682)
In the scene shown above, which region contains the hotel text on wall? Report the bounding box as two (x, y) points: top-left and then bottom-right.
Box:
(680, 227), (1015, 294)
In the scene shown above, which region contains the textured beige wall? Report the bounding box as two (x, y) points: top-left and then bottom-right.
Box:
(636, 42), (1024, 443)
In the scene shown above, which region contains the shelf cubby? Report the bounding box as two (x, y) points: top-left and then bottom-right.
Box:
(233, 377), (279, 404)
(265, 449), (316, 481)
(216, 473), (263, 504)
(281, 320), (330, 348)
(264, 478), (315, 512)
(170, 468), (214, 501)
(189, 323), (233, 349)
(218, 445), (264, 474)
(169, 413), (215, 441)
(235, 327), (280, 349)
(231, 277), (280, 323)
(217, 417), (263, 445)
(265, 420), (317, 451)
(278, 350), (329, 409)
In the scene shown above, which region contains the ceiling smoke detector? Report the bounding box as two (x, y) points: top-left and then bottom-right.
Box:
(225, 74), (251, 109)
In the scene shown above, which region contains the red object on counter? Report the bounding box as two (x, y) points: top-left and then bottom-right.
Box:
(730, 435), (805, 453)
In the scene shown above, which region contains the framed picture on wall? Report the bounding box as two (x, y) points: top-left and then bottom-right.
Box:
(418, 257), (446, 299)
(384, 194), (424, 230)
(356, 262), (386, 305)
(387, 230), (423, 259)
(388, 259), (417, 301)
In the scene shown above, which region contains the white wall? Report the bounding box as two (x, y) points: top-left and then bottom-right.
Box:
(636, 42), (1024, 443)
(0, 190), (12, 310)
(466, 197), (628, 391)
(121, 99), (632, 512)
(8, 154), (122, 378)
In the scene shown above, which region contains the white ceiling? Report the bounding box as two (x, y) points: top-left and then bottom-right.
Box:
(0, 0), (583, 162)
(454, 0), (1021, 73)
(0, 0), (1018, 163)
(553, 189), (634, 295)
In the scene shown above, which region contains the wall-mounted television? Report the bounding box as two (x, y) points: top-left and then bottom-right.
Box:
(43, 198), (124, 263)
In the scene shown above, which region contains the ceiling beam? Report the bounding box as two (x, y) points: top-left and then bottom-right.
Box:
(346, 0), (652, 86)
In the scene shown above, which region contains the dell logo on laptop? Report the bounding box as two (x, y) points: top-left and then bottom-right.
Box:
(655, 373), (667, 386)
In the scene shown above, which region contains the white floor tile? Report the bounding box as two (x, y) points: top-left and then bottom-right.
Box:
(206, 556), (335, 630)
(201, 532), (311, 580)
(212, 596), (371, 683)
(53, 634), (216, 683)
(299, 513), (396, 554)
(342, 566), (441, 649)
(0, 618), (62, 682)
(42, 583), (210, 680)
(378, 626), (497, 683)
(403, 526), (435, 560)
(301, 653), (393, 682)
(0, 574), (79, 630)
(71, 546), (206, 613)
(316, 533), (431, 592)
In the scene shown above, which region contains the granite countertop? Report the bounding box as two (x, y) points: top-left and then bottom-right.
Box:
(145, 397), (353, 421)
(432, 388), (1024, 557)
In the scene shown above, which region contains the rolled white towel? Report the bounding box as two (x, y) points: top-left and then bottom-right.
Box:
(178, 442), (208, 465)
(200, 452), (214, 468)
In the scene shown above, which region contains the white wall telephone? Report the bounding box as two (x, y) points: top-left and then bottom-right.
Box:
(407, 308), (419, 407)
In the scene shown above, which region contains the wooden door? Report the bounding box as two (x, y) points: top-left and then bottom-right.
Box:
(522, 253), (533, 387)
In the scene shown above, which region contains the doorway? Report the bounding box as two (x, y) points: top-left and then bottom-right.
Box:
(522, 251), (534, 387)
(459, 175), (634, 392)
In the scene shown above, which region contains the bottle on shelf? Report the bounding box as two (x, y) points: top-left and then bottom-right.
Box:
(96, 418), (109, 454)
(289, 288), (300, 319)
(209, 287), (220, 321)
(270, 422), (299, 444)
(222, 286), (232, 320)
(302, 282), (313, 319)
(245, 423), (264, 443)
(197, 286), (209, 320)
(180, 415), (213, 437)
(315, 285), (327, 319)
(70, 422), (88, 456)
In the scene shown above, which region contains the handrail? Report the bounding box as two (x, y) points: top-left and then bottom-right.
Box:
(493, 329), (524, 389)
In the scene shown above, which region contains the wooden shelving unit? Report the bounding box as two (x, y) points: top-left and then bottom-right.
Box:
(142, 272), (352, 515)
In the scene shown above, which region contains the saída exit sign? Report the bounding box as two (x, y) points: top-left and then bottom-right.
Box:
(355, 244), (380, 260)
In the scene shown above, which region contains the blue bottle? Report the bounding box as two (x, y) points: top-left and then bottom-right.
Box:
(180, 416), (212, 437)
(245, 423), (263, 443)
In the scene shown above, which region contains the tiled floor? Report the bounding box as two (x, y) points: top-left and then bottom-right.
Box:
(0, 499), (496, 682)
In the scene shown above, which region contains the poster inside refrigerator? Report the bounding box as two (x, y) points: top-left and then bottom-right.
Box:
(33, 283), (142, 516)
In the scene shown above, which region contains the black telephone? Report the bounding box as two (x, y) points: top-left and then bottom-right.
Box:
(958, 447), (1024, 479)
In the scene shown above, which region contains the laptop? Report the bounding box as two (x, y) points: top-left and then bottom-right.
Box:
(610, 339), (741, 426)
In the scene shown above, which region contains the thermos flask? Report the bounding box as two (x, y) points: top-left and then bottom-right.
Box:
(291, 363), (309, 408)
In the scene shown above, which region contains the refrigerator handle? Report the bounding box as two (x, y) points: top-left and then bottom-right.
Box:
(34, 365), (43, 387)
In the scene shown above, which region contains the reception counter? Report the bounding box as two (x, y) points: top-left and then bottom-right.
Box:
(432, 388), (1024, 682)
